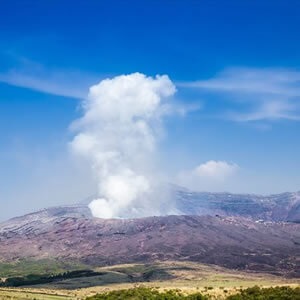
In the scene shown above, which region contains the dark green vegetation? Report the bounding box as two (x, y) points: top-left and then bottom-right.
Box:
(0, 262), (177, 289)
(227, 286), (300, 299)
(0, 270), (104, 287)
(0, 259), (88, 277)
(107, 264), (175, 281)
(86, 286), (300, 300)
(86, 287), (208, 300)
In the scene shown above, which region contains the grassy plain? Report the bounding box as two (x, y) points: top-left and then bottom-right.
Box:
(0, 261), (299, 299)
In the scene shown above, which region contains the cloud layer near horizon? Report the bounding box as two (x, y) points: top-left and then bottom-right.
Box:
(177, 160), (240, 192)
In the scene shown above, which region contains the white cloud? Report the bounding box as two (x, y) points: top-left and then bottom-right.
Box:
(71, 73), (177, 218)
(194, 160), (239, 180)
(177, 160), (239, 192)
(180, 67), (300, 122)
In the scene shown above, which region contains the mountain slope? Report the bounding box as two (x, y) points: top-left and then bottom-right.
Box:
(1, 188), (299, 278)
(174, 188), (300, 223)
(0, 213), (299, 277)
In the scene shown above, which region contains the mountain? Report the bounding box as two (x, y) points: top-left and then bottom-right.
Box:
(174, 188), (300, 223)
(0, 188), (299, 278)
(80, 187), (300, 223)
(0, 213), (299, 277)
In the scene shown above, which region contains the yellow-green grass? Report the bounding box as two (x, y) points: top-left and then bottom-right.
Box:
(1, 261), (299, 299)
(78, 261), (299, 299)
(0, 287), (75, 299)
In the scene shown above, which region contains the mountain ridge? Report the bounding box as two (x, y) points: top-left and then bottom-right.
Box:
(1, 188), (299, 278)
(2, 187), (299, 225)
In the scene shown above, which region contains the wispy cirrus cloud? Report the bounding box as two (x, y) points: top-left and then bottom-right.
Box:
(229, 99), (300, 122)
(0, 57), (100, 99)
(0, 56), (201, 117)
(180, 67), (300, 122)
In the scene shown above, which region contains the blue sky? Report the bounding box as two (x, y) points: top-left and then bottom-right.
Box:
(1, 1), (300, 220)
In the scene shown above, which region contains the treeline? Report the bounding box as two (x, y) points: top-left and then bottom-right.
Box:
(227, 286), (300, 300)
(86, 287), (208, 299)
(0, 269), (102, 287)
(86, 286), (300, 300)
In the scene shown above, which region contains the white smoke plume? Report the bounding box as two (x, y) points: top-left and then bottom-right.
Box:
(70, 73), (177, 218)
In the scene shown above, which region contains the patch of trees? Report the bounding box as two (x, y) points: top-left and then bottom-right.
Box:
(0, 269), (103, 287)
(86, 287), (208, 299)
(86, 286), (300, 300)
(227, 286), (300, 300)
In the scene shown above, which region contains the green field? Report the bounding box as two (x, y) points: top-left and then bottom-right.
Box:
(0, 261), (299, 299)
(0, 259), (89, 278)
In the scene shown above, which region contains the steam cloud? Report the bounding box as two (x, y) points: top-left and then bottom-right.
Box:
(71, 73), (176, 218)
